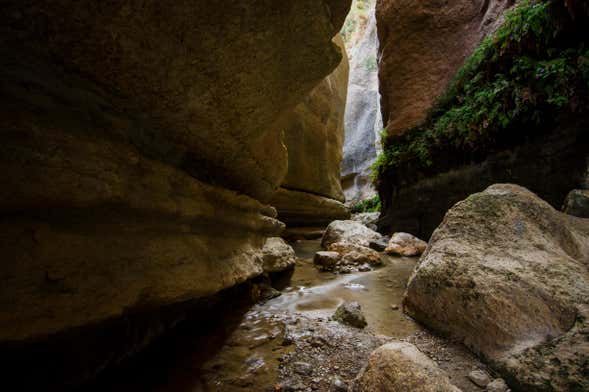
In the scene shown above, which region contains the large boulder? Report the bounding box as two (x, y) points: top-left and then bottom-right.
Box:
(404, 184), (589, 391)
(261, 237), (296, 274)
(376, 0), (515, 136)
(351, 342), (461, 391)
(341, 0), (383, 204)
(321, 220), (382, 248)
(0, 0), (351, 387)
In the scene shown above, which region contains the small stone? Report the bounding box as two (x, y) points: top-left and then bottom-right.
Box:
(390, 304), (399, 310)
(293, 361), (313, 376)
(332, 301), (367, 328)
(468, 369), (491, 387)
(330, 375), (348, 391)
(313, 251), (341, 271)
(486, 378), (509, 392)
(369, 238), (388, 252)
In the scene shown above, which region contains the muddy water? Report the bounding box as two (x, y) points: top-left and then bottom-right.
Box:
(275, 240), (419, 337)
(85, 240), (421, 391)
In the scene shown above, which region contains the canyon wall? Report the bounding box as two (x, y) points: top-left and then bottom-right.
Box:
(375, 0), (589, 239)
(341, 0), (383, 205)
(0, 0), (350, 388)
(376, 0), (515, 136)
(272, 36), (350, 227)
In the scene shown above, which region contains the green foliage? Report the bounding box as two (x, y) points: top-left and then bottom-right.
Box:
(373, 0), (589, 185)
(351, 195), (381, 213)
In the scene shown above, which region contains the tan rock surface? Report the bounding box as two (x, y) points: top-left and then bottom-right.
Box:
(376, 0), (516, 135)
(404, 184), (589, 390)
(262, 237), (297, 273)
(2, 0), (350, 202)
(385, 232), (427, 256)
(351, 342), (461, 391)
(271, 187), (350, 227)
(281, 35), (349, 203)
(0, 0), (352, 346)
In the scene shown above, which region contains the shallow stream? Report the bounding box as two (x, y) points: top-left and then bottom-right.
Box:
(85, 240), (427, 391)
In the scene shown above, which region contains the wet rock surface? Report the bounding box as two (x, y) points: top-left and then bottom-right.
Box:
(332, 301), (368, 328)
(385, 232), (428, 257)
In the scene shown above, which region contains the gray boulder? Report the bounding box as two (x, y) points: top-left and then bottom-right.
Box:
(333, 301), (367, 328)
(404, 184), (589, 391)
(321, 220), (382, 248)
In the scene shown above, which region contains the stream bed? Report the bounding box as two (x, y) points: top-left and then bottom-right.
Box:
(85, 240), (486, 392)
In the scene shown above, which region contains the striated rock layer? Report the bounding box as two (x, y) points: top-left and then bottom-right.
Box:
(0, 0), (351, 388)
(275, 35), (350, 225)
(404, 184), (589, 391)
(376, 0), (516, 136)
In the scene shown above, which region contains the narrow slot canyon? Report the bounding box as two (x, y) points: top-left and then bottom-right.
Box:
(1, 1), (588, 391)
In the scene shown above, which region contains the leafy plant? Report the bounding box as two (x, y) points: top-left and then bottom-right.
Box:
(373, 0), (589, 186)
(351, 195), (381, 213)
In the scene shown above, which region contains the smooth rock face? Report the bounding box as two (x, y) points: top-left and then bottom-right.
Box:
(385, 232), (427, 257)
(404, 184), (589, 391)
(341, 0), (383, 204)
(351, 342), (461, 391)
(281, 35), (349, 204)
(321, 220), (382, 248)
(376, 0), (515, 136)
(271, 187), (350, 227)
(262, 238), (297, 273)
(562, 189), (589, 218)
(0, 0), (351, 386)
(333, 301), (367, 328)
(2, 1), (350, 203)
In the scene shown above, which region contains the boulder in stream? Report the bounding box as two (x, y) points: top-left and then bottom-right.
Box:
(384, 232), (427, 256)
(333, 301), (367, 328)
(314, 251), (342, 271)
(328, 242), (382, 266)
(321, 220), (382, 248)
(262, 237), (296, 273)
(404, 184), (589, 391)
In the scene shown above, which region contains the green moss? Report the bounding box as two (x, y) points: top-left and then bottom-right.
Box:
(351, 195), (381, 213)
(373, 0), (589, 185)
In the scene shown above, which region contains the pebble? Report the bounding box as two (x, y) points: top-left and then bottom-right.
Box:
(390, 304), (399, 310)
(468, 369), (491, 387)
(486, 378), (509, 392)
